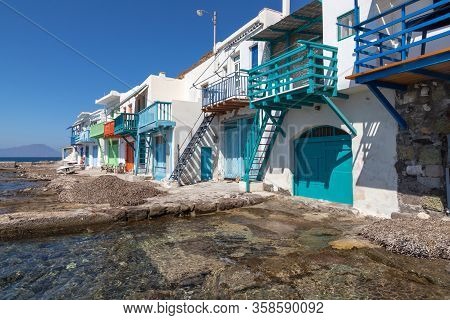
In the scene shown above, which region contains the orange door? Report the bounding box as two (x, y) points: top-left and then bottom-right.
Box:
(126, 142), (134, 172)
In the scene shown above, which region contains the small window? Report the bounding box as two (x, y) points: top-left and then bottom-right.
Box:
(232, 54), (240, 72)
(337, 11), (355, 41)
(250, 45), (259, 68)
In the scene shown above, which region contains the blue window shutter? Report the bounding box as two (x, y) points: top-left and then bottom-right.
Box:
(251, 45), (258, 68)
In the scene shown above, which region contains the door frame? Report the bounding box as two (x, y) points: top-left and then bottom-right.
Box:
(293, 126), (353, 205)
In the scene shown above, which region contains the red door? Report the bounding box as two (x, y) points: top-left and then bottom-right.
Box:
(126, 142), (134, 172)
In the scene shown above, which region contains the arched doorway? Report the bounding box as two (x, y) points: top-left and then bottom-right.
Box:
(294, 126), (353, 205)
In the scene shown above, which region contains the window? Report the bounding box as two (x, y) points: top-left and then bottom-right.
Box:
(232, 54), (240, 73)
(250, 45), (259, 68)
(337, 10), (355, 41)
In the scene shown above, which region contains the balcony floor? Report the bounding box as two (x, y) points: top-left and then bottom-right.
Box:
(202, 97), (249, 113)
(347, 48), (450, 87)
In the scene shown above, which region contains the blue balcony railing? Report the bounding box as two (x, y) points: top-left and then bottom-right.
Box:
(70, 135), (79, 146)
(354, 0), (450, 73)
(114, 113), (138, 136)
(202, 71), (249, 107)
(138, 101), (175, 133)
(79, 129), (93, 143)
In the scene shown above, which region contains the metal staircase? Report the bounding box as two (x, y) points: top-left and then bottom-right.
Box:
(169, 113), (216, 181)
(245, 108), (287, 185)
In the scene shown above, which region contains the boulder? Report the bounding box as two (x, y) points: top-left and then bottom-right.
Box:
(125, 207), (149, 221)
(195, 201), (218, 215)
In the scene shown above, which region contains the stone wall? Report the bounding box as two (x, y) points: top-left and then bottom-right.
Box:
(395, 80), (449, 214)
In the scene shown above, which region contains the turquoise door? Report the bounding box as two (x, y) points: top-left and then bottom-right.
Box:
(224, 118), (253, 179)
(294, 127), (353, 205)
(224, 123), (240, 179)
(153, 135), (166, 180)
(201, 147), (213, 181)
(93, 145), (98, 167)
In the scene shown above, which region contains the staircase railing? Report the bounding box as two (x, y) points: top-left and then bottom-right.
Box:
(202, 71), (249, 107)
(248, 40), (338, 104)
(177, 111), (206, 156)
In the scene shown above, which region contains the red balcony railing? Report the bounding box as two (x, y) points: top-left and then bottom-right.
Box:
(104, 121), (115, 138)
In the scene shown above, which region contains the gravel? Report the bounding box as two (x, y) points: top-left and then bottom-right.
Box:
(59, 175), (164, 207)
(360, 218), (450, 260)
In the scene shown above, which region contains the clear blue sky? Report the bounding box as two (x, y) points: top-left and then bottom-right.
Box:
(0, 0), (308, 150)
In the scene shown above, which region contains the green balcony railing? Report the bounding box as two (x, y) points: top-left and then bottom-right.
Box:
(114, 113), (138, 136)
(248, 40), (338, 107)
(90, 123), (104, 139)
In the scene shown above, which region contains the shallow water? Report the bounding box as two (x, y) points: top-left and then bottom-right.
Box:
(1, 201), (449, 300)
(0, 171), (41, 193)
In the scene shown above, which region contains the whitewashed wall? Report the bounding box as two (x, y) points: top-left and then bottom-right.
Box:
(265, 88), (399, 217)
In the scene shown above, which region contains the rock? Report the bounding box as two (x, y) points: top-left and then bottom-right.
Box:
(248, 194), (266, 205)
(398, 145), (415, 160)
(417, 176), (442, 189)
(195, 201), (217, 215)
(217, 198), (245, 211)
(406, 165), (423, 176)
(421, 196), (445, 212)
(417, 212), (430, 220)
(424, 165), (444, 178)
(0, 162), (16, 169)
(148, 204), (166, 218)
(329, 238), (379, 250)
(164, 203), (181, 215)
(125, 207), (149, 221)
(391, 212), (416, 219)
(66, 262), (77, 270)
(418, 146), (442, 165)
(179, 203), (194, 215)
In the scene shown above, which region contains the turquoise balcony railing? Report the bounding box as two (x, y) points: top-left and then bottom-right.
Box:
(248, 40), (338, 108)
(138, 102), (175, 133)
(114, 113), (138, 136)
(354, 0), (450, 73)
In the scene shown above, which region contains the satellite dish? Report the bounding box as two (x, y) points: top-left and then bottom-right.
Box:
(196, 10), (205, 16)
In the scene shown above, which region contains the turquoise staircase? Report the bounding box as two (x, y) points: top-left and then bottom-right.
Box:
(136, 133), (152, 175)
(244, 109), (287, 185)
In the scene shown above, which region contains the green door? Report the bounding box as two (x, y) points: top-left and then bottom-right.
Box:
(294, 126), (353, 205)
(201, 147), (213, 181)
(107, 140), (119, 166)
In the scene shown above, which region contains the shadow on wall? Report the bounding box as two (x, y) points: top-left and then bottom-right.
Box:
(265, 93), (398, 192)
(176, 119), (219, 185)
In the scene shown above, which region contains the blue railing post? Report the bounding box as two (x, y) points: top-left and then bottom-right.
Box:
(354, 0), (360, 73)
(401, 5), (407, 60)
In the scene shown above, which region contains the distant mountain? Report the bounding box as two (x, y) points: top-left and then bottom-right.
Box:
(0, 144), (60, 157)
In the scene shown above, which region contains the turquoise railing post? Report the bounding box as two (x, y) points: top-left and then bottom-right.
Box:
(307, 44), (315, 94)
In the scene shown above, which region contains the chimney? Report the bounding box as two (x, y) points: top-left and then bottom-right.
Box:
(282, 0), (291, 17)
(159, 72), (166, 78)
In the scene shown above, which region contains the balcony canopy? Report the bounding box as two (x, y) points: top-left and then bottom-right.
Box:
(249, 0), (322, 43)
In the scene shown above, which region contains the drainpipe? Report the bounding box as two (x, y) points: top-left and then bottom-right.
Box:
(282, 0), (290, 17)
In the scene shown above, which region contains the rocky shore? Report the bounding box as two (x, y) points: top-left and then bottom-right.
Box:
(1, 162), (449, 264)
(0, 162), (271, 240)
